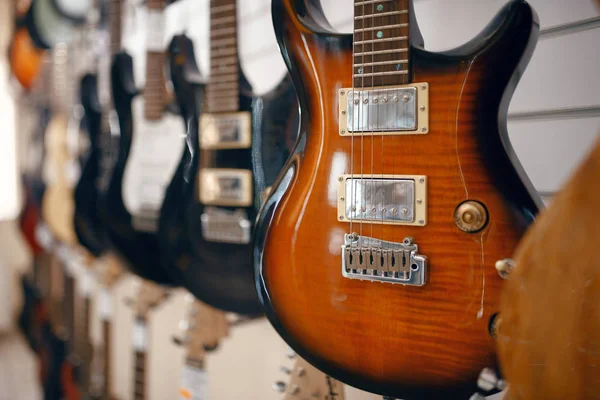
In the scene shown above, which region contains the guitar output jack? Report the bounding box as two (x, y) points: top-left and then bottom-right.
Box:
(454, 200), (488, 233)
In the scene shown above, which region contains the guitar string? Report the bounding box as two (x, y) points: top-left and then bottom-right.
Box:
(350, 1), (355, 247)
(370, 0), (375, 245)
(359, 0), (366, 246)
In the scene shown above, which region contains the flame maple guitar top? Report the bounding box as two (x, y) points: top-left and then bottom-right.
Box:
(256, 0), (541, 398)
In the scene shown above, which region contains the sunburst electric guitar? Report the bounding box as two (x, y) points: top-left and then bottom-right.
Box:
(255, 0), (542, 398)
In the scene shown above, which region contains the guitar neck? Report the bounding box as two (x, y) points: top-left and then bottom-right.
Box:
(353, 0), (411, 88)
(74, 295), (93, 389)
(48, 254), (66, 331)
(207, 0), (239, 113)
(102, 319), (112, 398)
(64, 271), (76, 345)
(100, 0), (123, 132)
(109, 0), (122, 56)
(133, 317), (148, 400)
(144, 0), (167, 121)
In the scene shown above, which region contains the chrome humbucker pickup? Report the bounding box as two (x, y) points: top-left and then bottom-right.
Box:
(338, 83), (429, 135)
(199, 112), (252, 149)
(342, 234), (427, 286)
(337, 175), (427, 226)
(199, 168), (253, 207)
(201, 207), (251, 244)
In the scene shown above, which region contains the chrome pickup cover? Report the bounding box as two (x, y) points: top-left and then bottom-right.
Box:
(339, 83), (429, 136)
(199, 112), (252, 149)
(337, 175), (427, 226)
(342, 234), (427, 286)
(201, 207), (251, 244)
(199, 168), (253, 207)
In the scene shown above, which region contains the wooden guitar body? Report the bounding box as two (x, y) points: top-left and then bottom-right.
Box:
(158, 35), (298, 315)
(42, 114), (78, 246)
(9, 26), (45, 90)
(99, 51), (175, 284)
(255, 0), (541, 398)
(498, 140), (600, 400)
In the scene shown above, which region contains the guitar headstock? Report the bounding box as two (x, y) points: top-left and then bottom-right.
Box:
(174, 295), (229, 363)
(275, 354), (345, 400)
(130, 280), (169, 319)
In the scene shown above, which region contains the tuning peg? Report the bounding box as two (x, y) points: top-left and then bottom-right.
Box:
(172, 335), (188, 346)
(296, 367), (305, 377)
(286, 348), (296, 359)
(477, 368), (507, 392)
(279, 366), (292, 375)
(272, 381), (287, 393)
(288, 384), (300, 395)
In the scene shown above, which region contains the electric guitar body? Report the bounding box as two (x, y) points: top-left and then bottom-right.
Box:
(74, 73), (107, 256)
(75, 0), (124, 257)
(100, 49), (176, 283)
(101, 0), (183, 285)
(255, 0), (541, 398)
(158, 1), (298, 315)
(41, 112), (78, 246)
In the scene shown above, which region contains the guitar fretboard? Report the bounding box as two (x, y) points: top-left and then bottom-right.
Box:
(100, 0), (123, 134)
(144, 0), (167, 120)
(103, 319), (112, 398)
(207, 0), (239, 113)
(74, 296), (92, 389)
(109, 0), (122, 57)
(353, 0), (410, 88)
(133, 350), (146, 400)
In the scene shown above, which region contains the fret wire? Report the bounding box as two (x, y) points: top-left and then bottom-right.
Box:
(211, 27), (236, 37)
(210, 3), (235, 14)
(208, 83), (238, 90)
(211, 48), (237, 56)
(211, 38), (237, 47)
(210, 70), (238, 77)
(206, 90), (238, 97)
(354, 10), (407, 19)
(355, 0), (394, 5)
(354, 48), (408, 56)
(354, 36), (407, 45)
(354, 59), (408, 67)
(354, 23), (407, 32)
(211, 15), (235, 25)
(211, 66), (237, 73)
(211, 56), (237, 64)
(354, 70), (409, 77)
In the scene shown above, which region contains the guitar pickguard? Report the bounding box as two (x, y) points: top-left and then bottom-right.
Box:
(122, 97), (185, 232)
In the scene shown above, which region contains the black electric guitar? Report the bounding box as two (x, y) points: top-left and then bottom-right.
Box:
(74, 0), (123, 257)
(99, 0), (182, 284)
(157, 0), (298, 315)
